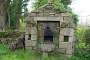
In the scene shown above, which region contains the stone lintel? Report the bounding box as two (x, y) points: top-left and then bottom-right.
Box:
(34, 17), (63, 21)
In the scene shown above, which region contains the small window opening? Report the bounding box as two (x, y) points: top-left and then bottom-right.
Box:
(64, 36), (69, 42)
(0, 10), (1, 15)
(28, 34), (31, 40)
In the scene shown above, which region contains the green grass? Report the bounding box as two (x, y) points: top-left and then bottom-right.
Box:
(0, 44), (41, 60)
(0, 44), (89, 60)
(0, 48), (68, 60)
(0, 43), (69, 60)
(0, 50), (41, 60)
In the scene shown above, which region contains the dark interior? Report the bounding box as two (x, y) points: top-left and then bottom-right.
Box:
(44, 26), (53, 42)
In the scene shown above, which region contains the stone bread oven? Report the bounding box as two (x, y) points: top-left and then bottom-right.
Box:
(25, 1), (75, 55)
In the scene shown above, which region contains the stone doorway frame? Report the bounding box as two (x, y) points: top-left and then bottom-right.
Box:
(37, 21), (60, 48)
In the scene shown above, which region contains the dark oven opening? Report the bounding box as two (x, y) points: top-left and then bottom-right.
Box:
(44, 26), (53, 43)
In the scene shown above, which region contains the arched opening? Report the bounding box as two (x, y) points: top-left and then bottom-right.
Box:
(44, 26), (53, 43)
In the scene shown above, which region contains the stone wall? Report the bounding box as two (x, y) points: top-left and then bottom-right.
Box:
(59, 27), (74, 55)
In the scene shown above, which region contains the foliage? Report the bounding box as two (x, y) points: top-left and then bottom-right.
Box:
(0, 44), (41, 60)
(84, 28), (90, 47)
(34, 0), (66, 12)
(75, 26), (90, 48)
(0, 44), (10, 55)
(6, 0), (29, 29)
(0, 32), (22, 38)
(53, 0), (65, 12)
(73, 48), (90, 60)
(0, 32), (8, 38)
(72, 14), (79, 26)
(61, 0), (71, 7)
(75, 26), (86, 48)
(73, 26), (90, 60)
(33, 0), (48, 9)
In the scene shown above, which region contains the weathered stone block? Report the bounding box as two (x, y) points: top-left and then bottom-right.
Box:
(59, 42), (69, 49)
(31, 34), (37, 40)
(31, 40), (37, 47)
(38, 43), (55, 52)
(25, 40), (31, 47)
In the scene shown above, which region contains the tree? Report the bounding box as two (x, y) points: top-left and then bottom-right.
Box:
(6, 0), (29, 29)
(0, 0), (7, 31)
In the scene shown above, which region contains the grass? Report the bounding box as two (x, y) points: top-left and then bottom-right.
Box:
(0, 50), (41, 60)
(0, 50), (40, 60)
(0, 44), (41, 60)
(0, 48), (68, 60)
(0, 43), (69, 60)
(0, 44), (89, 60)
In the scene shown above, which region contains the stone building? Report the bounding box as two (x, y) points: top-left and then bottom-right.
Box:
(25, 0), (75, 55)
(0, 0), (7, 31)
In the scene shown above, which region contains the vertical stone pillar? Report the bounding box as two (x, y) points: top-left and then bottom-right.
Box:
(59, 28), (64, 42)
(25, 23), (30, 48)
(31, 26), (37, 47)
(66, 28), (74, 55)
(59, 28), (64, 48)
